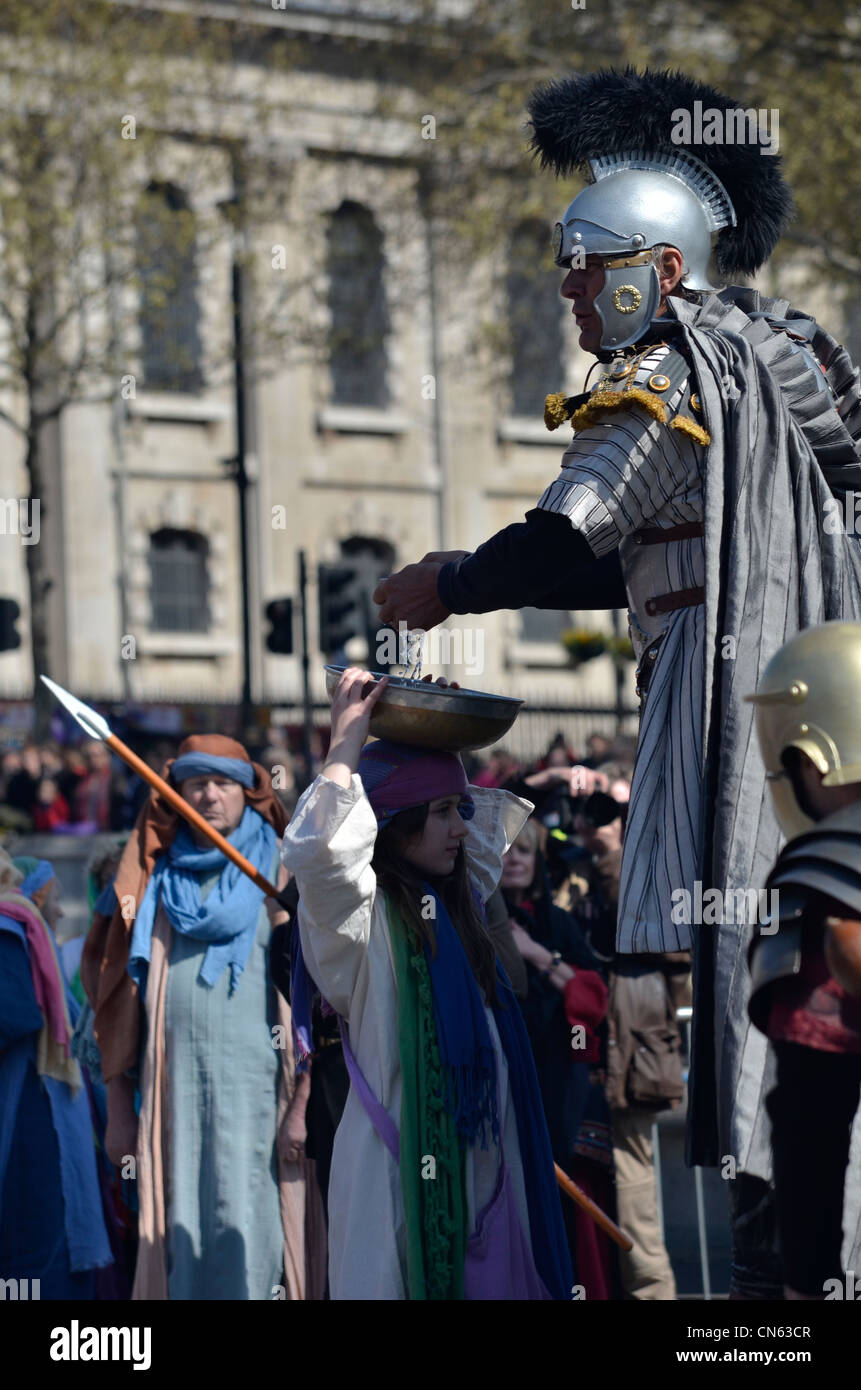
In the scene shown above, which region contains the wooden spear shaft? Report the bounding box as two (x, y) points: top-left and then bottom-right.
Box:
(103, 731), (284, 901)
(554, 1162), (633, 1250)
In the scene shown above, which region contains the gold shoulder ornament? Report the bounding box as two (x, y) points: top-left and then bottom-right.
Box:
(544, 362), (710, 445)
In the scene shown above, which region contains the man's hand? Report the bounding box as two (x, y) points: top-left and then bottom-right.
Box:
(265, 863), (290, 929)
(279, 1070), (310, 1163)
(105, 1076), (138, 1168)
(373, 560), (453, 630)
(418, 550), (471, 566)
(279, 1105), (308, 1163)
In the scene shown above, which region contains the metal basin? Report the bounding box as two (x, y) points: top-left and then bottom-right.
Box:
(323, 666), (523, 752)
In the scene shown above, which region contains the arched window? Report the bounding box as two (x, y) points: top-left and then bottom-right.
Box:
(326, 201), (390, 408)
(148, 529), (210, 632)
(137, 183), (203, 392)
(507, 219), (565, 417)
(340, 535), (396, 592)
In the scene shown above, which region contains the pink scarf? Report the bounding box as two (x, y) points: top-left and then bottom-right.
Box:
(0, 892), (80, 1091)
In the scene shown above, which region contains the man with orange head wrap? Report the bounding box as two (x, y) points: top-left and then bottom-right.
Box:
(82, 734), (324, 1301)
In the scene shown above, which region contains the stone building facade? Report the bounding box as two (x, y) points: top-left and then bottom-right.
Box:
(0, 4), (851, 744)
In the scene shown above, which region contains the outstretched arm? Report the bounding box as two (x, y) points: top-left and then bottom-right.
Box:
(439, 512), (626, 613)
(374, 509), (623, 629)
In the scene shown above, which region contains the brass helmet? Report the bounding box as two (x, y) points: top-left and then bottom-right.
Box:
(745, 621), (861, 839)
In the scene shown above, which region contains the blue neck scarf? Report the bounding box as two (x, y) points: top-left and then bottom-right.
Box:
(422, 882), (498, 1150)
(129, 806), (277, 995)
(422, 884), (574, 1301)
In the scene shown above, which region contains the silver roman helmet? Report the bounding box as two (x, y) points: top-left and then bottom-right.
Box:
(552, 151), (736, 350)
(528, 69), (794, 354)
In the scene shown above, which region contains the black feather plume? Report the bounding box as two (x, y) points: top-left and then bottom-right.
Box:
(527, 67), (794, 276)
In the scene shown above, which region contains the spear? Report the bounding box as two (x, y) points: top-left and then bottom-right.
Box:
(41, 674), (633, 1249)
(554, 1164), (632, 1250)
(40, 675), (290, 908)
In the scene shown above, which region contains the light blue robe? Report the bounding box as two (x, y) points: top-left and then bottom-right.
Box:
(161, 862), (283, 1300)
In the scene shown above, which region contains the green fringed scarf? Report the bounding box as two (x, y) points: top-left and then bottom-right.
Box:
(387, 894), (469, 1300)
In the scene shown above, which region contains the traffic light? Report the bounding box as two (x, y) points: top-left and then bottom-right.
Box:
(318, 563), (361, 654)
(264, 597), (294, 655)
(0, 597), (21, 652)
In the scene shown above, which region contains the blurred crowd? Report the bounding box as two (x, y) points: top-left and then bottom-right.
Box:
(0, 723), (691, 1301)
(464, 730), (691, 1298)
(0, 735), (322, 836)
(0, 726), (630, 840)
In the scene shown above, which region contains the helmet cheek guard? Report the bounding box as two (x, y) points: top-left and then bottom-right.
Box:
(594, 258), (662, 351)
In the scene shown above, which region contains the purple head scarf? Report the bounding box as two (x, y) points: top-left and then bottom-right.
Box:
(358, 740), (475, 828)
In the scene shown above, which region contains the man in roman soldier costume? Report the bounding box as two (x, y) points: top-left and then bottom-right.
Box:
(747, 623), (861, 1300)
(374, 68), (861, 1295)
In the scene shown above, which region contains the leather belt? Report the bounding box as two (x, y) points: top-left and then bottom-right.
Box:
(632, 522), (704, 545)
(644, 585), (705, 617)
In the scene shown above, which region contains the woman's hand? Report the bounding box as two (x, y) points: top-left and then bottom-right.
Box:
(510, 921), (575, 991)
(509, 920), (541, 964)
(323, 667), (389, 788)
(569, 766), (610, 796)
(418, 673), (460, 689)
(524, 766), (570, 790)
(330, 666), (389, 745)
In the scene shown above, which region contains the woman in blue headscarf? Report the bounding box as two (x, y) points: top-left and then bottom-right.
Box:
(0, 849), (112, 1298)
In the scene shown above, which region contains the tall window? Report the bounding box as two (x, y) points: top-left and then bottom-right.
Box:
(326, 201), (390, 408)
(507, 219), (565, 417)
(148, 529), (210, 632)
(137, 183), (203, 392)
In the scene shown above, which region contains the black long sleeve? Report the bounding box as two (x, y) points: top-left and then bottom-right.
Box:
(530, 546), (627, 611)
(436, 508), (626, 614)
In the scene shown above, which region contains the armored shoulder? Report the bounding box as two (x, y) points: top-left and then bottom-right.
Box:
(747, 883), (807, 1034)
(767, 820), (861, 921)
(749, 826), (861, 1033)
(544, 342), (710, 446)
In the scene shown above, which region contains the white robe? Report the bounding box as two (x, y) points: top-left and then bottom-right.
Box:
(280, 774), (533, 1300)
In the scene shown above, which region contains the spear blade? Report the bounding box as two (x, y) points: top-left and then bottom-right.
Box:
(40, 674), (112, 742)
(39, 673), (289, 907)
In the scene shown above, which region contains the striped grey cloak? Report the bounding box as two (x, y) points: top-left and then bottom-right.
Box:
(539, 288), (861, 1206)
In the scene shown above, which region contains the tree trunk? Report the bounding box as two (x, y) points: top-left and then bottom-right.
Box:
(24, 428), (54, 742)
